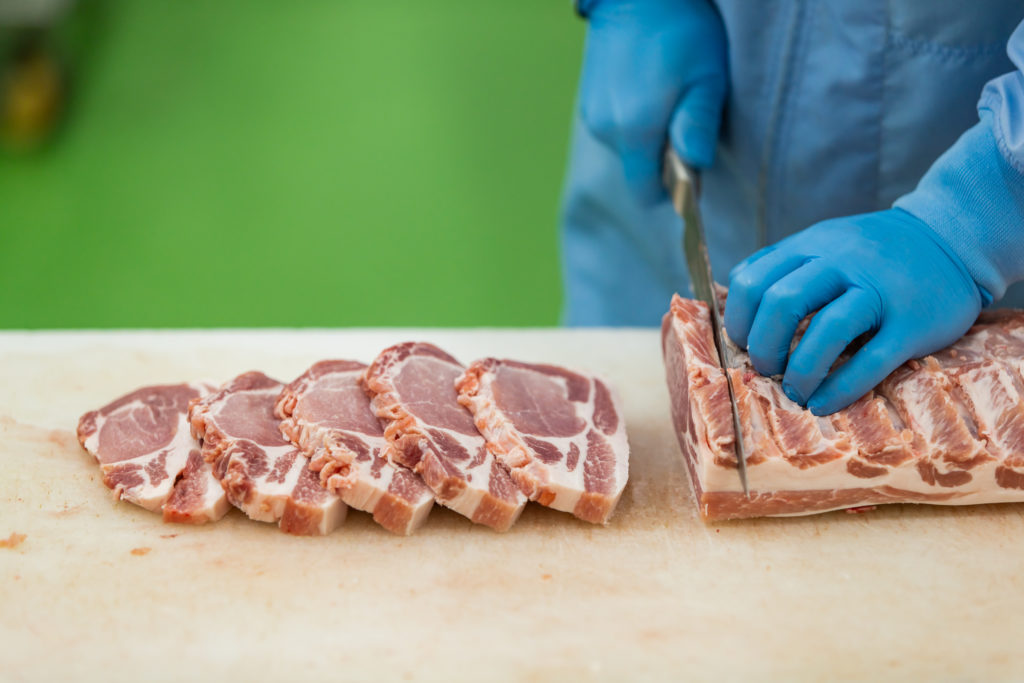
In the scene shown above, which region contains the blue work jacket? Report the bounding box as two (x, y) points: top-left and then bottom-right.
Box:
(562, 1), (1024, 325)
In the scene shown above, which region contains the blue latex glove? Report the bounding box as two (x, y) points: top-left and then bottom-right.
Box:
(724, 208), (986, 416)
(577, 0), (727, 204)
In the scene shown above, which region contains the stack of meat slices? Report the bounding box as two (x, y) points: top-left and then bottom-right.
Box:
(75, 344), (631, 535)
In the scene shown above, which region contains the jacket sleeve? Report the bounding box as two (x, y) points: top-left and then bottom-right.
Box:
(894, 20), (1024, 305)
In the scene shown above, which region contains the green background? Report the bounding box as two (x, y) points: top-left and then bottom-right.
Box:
(0, 1), (584, 328)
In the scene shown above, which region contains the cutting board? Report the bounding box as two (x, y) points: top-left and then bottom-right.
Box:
(2, 329), (1023, 681)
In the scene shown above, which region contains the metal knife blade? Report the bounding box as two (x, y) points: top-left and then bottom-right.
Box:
(662, 146), (749, 496)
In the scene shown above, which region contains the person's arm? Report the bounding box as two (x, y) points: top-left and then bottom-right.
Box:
(725, 20), (1024, 416)
(894, 21), (1024, 304)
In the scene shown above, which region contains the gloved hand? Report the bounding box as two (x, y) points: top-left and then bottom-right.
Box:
(578, 0), (728, 204)
(724, 208), (986, 415)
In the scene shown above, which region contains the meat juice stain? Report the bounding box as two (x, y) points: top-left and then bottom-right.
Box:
(130, 547), (151, 556)
(0, 532), (26, 549)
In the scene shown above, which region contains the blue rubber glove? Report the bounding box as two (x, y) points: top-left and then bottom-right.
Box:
(577, 0), (728, 204)
(724, 208), (986, 416)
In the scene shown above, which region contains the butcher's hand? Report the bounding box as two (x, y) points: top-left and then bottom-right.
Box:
(724, 208), (986, 416)
(577, 0), (727, 204)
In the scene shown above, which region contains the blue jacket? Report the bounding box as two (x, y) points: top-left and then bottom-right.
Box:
(562, 1), (1024, 325)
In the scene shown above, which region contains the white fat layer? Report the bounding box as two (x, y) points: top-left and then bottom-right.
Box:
(313, 498), (347, 535)
(192, 461), (231, 522)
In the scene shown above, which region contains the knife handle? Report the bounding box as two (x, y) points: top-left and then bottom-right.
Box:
(662, 145), (701, 214)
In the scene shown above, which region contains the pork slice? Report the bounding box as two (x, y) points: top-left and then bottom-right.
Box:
(456, 358), (629, 525)
(363, 342), (527, 532)
(276, 360), (434, 535)
(190, 371), (346, 536)
(162, 449), (232, 524)
(76, 382), (227, 522)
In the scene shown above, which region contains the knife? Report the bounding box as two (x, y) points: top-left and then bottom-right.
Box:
(662, 146), (750, 496)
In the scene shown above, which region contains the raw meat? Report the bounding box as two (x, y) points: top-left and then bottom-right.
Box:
(662, 293), (1024, 521)
(77, 382), (229, 524)
(364, 342), (527, 532)
(162, 449), (231, 525)
(190, 371), (345, 535)
(456, 359), (629, 524)
(276, 360), (434, 535)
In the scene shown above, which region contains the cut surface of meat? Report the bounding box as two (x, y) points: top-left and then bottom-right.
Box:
(662, 293), (1024, 521)
(364, 342), (527, 532)
(77, 382), (228, 523)
(189, 371), (345, 535)
(162, 448), (231, 524)
(276, 360), (434, 535)
(456, 359), (629, 524)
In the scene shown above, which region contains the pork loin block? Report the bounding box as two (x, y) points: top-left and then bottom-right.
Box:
(456, 359), (629, 524)
(662, 293), (1024, 521)
(77, 382), (229, 524)
(276, 360), (434, 535)
(190, 371), (346, 535)
(364, 342), (527, 532)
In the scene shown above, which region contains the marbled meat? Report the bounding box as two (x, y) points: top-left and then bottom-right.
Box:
(364, 342), (527, 532)
(662, 293), (1024, 521)
(456, 359), (629, 524)
(76, 382), (230, 524)
(276, 360), (435, 535)
(189, 371), (346, 535)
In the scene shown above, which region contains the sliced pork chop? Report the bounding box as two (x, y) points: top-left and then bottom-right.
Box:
(162, 449), (231, 524)
(190, 371), (346, 536)
(277, 360), (434, 535)
(456, 359), (629, 524)
(364, 342), (527, 532)
(77, 382), (228, 523)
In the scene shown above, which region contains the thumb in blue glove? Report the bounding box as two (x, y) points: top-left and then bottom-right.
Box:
(578, 0), (728, 204)
(724, 208), (986, 415)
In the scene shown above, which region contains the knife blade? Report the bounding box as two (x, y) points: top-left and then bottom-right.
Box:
(662, 146), (749, 496)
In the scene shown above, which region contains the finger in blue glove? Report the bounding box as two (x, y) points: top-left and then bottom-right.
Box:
(724, 208), (984, 415)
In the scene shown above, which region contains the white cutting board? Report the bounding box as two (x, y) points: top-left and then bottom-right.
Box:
(1, 329), (1022, 682)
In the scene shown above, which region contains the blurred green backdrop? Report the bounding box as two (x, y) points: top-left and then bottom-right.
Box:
(0, 0), (584, 328)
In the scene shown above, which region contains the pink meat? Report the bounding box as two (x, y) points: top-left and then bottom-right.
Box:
(190, 371), (345, 536)
(364, 342), (527, 532)
(162, 449), (231, 525)
(456, 359), (629, 524)
(77, 382), (228, 523)
(276, 360), (435, 536)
